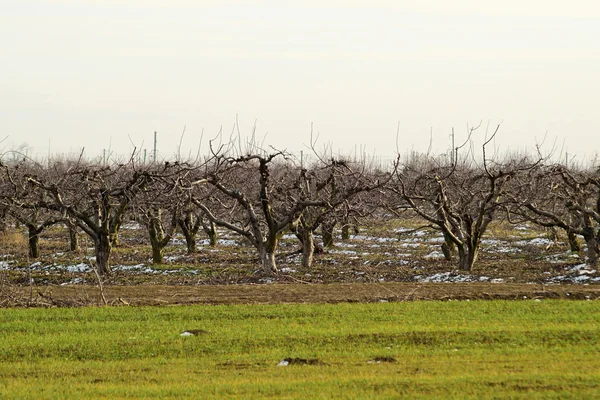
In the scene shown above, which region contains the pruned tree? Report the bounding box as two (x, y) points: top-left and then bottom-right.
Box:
(25, 157), (154, 275)
(391, 125), (540, 271)
(0, 161), (65, 258)
(191, 151), (305, 273)
(508, 163), (600, 265)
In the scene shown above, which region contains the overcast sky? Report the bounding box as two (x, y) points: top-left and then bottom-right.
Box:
(2, 0), (599, 163)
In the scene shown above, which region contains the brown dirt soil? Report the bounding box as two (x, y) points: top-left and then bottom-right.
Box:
(3, 282), (599, 307)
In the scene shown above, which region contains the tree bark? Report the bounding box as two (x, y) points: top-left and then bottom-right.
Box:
(260, 247), (278, 274)
(301, 229), (315, 269)
(567, 230), (580, 252)
(27, 226), (40, 259)
(68, 224), (79, 252)
(148, 212), (171, 264)
(182, 230), (197, 253)
(151, 242), (164, 264)
(202, 218), (217, 247)
(441, 232), (455, 261)
(94, 233), (112, 275)
(341, 224), (350, 240)
(582, 227), (598, 266)
(457, 243), (478, 271)
(322, 221), (335, 248)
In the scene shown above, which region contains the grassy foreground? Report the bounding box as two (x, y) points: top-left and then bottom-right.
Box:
(1, 301), (599, 399)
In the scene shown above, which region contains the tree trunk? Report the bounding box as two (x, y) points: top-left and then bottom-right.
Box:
(27, 226), (40, 259)
(202, 219), (217, 247)
(260, 247), (278, 274)
(322, 221), (335, 248)
(183, 231), (197, 253)
(95, 233), (112, 275)
(567, 230), (580, 252)
(110, 230), (120, 247)
(151, 242), (164, 264)
(148, 216), (169, 264)
(582, 228), (598, 266)
(341, 224), (350, 240)
(441, 233), (455, 261)
(457, 243), (478, 271)
(301, 230), (315, 268)
(68, 225), (79, 252)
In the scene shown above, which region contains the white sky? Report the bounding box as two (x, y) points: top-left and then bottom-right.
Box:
(2, 0), (599, 162)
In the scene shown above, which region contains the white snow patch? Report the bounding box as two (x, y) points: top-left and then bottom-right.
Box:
(329, 249), (357, 255)
(280, 267), (296, 273)
(400, 243), (420, 248)
(217, 239), (238, 246)
(121, 222), (143, 230)
(419, 272), (476, 283)
(0, 261), (12, 270)
(427, 236), (445, 244)
(424, 251), (445, 259)
(113, 264), (156, 274)
(61, 277), (84, 285)
(64, 263), (91, 273)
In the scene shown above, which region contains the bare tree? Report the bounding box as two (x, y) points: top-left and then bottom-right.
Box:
(391, 125), (539, 271)
(0, 161), (64, 258)
(25, 158), (154, 275)
(508, 163), (600, 265)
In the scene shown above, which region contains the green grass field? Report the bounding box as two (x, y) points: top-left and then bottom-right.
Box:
(1, 300), (599, 399)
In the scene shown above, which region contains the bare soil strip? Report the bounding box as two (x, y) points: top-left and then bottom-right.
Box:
(4, 283), (600, 307)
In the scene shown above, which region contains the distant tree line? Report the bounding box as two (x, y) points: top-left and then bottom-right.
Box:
(1, 130), (599, 275)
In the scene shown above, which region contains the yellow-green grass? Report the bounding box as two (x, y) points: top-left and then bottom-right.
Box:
(1, 300), (599, 399)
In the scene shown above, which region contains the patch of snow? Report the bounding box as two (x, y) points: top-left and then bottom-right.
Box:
(113, 264), (156, 274)
(280, 267), (296, 273)
(217, 239), (238, 246)
(399, 243), (420, 248)
(494, 247), (520, 254)
(329, 249), (357, 255)
(514, 238), (554, 247)
(528, 238), (554, 246)
(481, 239), (503, 245)
(64, 263), (91, 273)
(0, 261), (12, 270)
(419, 272), (476, 283)
(277, 360), (289, 367)
(427, 237), (445, 244)
(121, 222), (142, 230)
(351, 235), (398, 243)
(569, 263), (589, 273)
(61, 277), (84, 285)
(424, 251), (445, 259)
